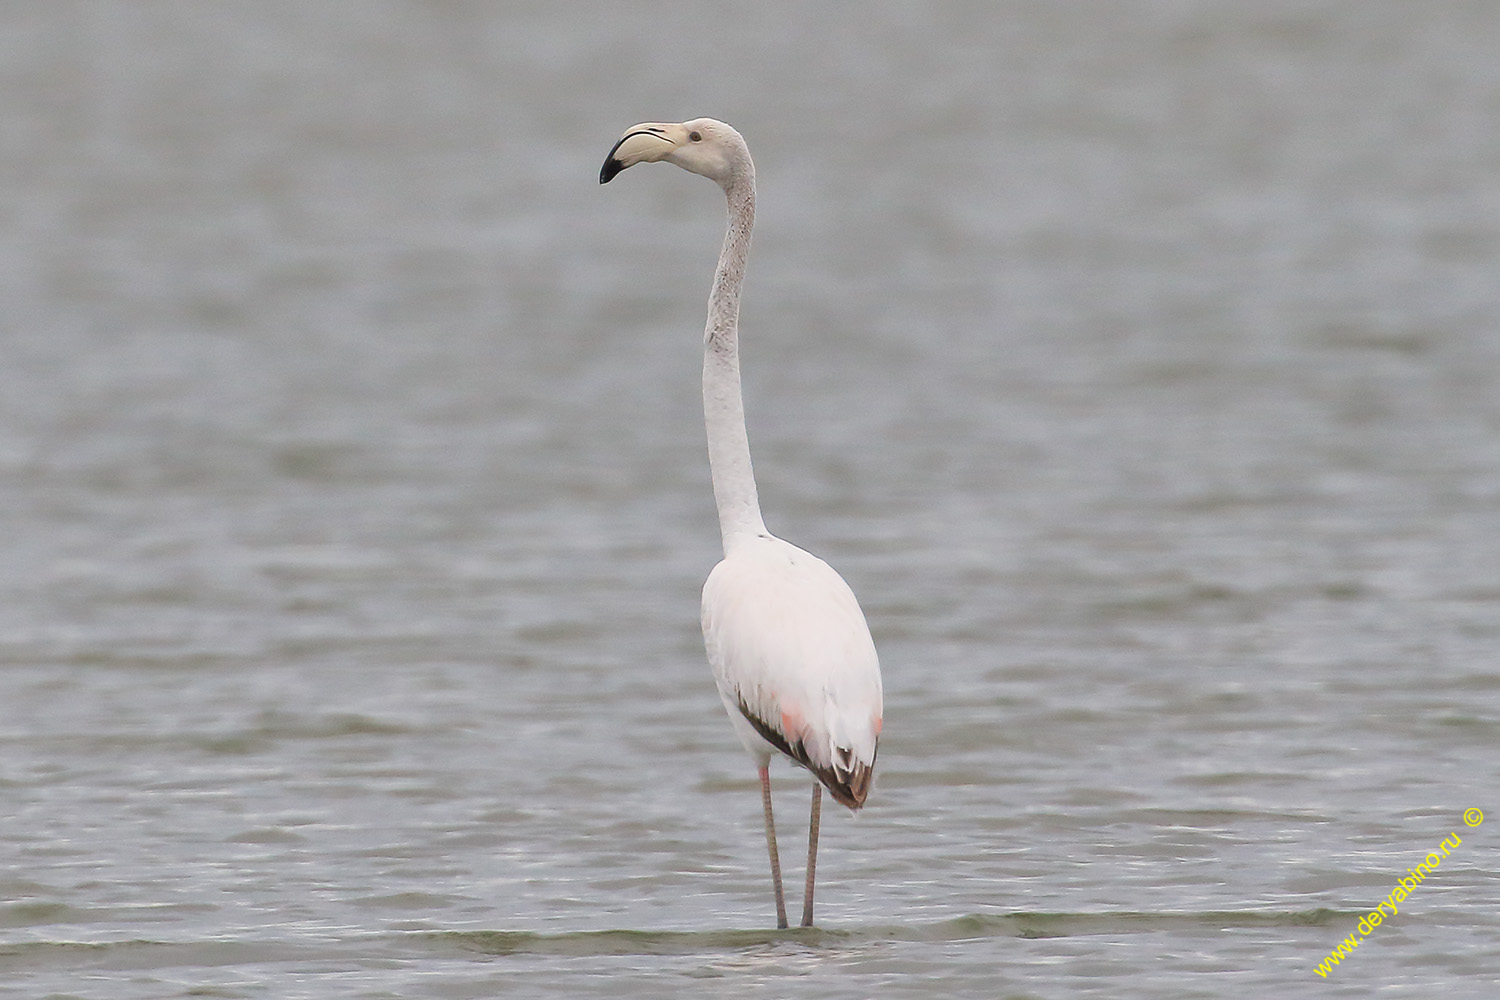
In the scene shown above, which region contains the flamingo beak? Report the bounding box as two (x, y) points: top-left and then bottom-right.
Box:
(600, 124), (678, 184)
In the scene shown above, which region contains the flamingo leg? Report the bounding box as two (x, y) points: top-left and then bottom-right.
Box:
(759, 765), (788, 929)
(801, 783), (822, 927)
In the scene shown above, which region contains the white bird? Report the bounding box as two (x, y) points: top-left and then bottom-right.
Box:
(601, 118), (883, 929)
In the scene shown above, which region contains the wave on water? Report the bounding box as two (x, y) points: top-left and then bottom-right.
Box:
(429, 909), (1349, 957)
(0, 910), (1351, 979)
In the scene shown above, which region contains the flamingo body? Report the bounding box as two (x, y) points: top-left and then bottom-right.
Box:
(601, 117), (882, 927)
(703, 533), (882, 810)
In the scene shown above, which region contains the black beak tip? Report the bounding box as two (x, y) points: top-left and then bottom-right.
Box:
(600, 158), (623, 184)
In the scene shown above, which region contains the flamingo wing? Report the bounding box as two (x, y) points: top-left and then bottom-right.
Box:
(702, 535), (883, 809)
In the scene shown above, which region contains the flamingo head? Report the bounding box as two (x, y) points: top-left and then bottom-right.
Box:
(600, 118), (749, 189)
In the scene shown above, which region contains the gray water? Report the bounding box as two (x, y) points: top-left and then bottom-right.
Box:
(2, 2), (1498, 997)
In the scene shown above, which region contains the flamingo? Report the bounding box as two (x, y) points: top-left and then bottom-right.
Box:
(601, 119), (883, 929)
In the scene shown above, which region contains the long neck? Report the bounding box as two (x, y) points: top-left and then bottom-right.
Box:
(703, 167), (767, 551)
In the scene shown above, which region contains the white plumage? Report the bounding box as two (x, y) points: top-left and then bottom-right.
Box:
(703, 534), (882, 808)
(602, 117), (882, 929)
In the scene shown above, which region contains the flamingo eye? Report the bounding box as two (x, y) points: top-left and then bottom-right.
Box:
(689, 130), (703, 142)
